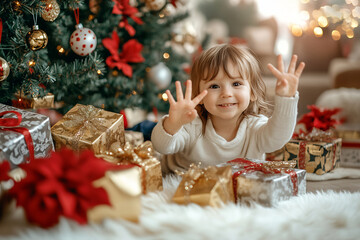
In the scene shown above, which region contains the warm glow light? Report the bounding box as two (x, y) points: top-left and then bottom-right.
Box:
(255, 0), (300, 24)
(300, 11), (310, 21)
(291, 24), (303, 37)
(318, 16), (329, 27)
(331, 30), (341, 40)
(97, 70), (102, 75)
(351, 19), (359, 28)
(162, 93), (168, 101)
(159, 13), (165, 18)
(28, 60), (36, 67)
(346, 29), (354, 38)
(163, 52), (170, 59)
(314, 27), (323, 37)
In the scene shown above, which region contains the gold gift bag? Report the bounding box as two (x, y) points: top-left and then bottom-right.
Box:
(97, 141), (163, 194)
(87, 165), (142, 223)
(172, 165), (234, 207)
(284, 138), (342, 175)
(51, 104), (125, 154)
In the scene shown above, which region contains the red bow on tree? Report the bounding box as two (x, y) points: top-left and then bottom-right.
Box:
(112, 0), (143, 36)
(9, 148), (133, 228)
(297, 105), (342, 132)
(102, 31), (145, 77)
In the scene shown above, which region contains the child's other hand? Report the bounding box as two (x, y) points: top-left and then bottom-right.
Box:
(267, 55), (305, 97)
(163, 80), (207, 135)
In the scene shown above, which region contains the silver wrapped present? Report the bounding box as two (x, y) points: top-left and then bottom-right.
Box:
(0, 104), (54, 168)
(224, 158), (306, 207)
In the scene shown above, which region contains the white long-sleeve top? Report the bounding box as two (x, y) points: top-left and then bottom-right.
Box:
(151, 93), (299, 174)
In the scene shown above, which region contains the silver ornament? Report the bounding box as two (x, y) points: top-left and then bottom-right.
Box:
(147, 62), (172, 90)
(70, 23), (97, 56)
(0, 57), (10, 81)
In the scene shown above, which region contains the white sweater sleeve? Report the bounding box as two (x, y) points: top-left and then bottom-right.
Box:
(150, 115), (191, 155)
(254, 92), (299, 153)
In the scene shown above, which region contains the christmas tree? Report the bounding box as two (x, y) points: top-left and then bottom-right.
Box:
(0, 0), (193, 114)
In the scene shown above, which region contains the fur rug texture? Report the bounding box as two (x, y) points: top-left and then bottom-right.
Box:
(1, 175), (360, 240)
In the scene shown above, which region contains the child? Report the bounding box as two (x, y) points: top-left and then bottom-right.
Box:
(151, 44), (305, 174)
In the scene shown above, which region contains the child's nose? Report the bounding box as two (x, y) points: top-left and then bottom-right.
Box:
(221, 86), (232, 98)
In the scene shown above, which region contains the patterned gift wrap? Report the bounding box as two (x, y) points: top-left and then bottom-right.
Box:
(283, 138), (342, 175)
(96, 141), (163, 194)
(14, 92), (54, 109)
(337, 130), (360, 168)
(51, 104), (125, 154)
(0, 104), (54, 168)
(226, 159), (306, 207)
(125, 130), (144, 147)
(87, 165), (142, 223)
(172, 165), (235, 207)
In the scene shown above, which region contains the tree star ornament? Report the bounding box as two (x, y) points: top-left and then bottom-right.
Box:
(26, 25), (48, 51)
(70, 23), (97, 56)
(41, 0), (60, 22)
(0, 57), (10, 81)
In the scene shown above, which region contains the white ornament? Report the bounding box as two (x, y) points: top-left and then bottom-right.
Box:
(147, 62), (172, 90)
(69, 23), (97, 56)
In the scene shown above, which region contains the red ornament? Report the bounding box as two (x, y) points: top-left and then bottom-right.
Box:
(112, 0), (143, 36)
(102, 31), (145, 77)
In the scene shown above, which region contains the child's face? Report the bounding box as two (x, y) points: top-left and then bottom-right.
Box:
(199, 62), (253, 122)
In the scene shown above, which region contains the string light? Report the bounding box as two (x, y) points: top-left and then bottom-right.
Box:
(290, 0), (359, 39)
(162, 92), (168, 101)
(56, 45), (65, 54)
(97, 70), (102, 75)
(163, 52), (170, 59)
(28, 60), (36, 67)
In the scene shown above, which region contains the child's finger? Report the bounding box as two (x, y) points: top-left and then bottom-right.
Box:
(175, 81), (184, 101)
(192, 90), (208, 105)
(287, 55), (298, 73)
(184, 80), (192, 100)
(295, 62), (305, 77)
(277, 55), (284, 73)
(267, 63), (284, 80)
(166, 90), (176, 105)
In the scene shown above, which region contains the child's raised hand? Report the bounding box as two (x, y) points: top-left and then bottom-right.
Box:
(267, 55), (305, 97)
(163, 80), (208, 135)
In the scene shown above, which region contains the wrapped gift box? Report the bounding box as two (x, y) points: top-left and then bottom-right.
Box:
(51, 104), (125, 154)
(125, 130), (144, 147)
(0, 104), (54, 168)
(336, 129), (360, 168)
(226, 158), (306, 207)
(283, 138), (342, 175)
(13, 92), (54, 109)
(87, 165), (142, 223)
(172, 165), (235, 207)
(97, 141), (163, 194)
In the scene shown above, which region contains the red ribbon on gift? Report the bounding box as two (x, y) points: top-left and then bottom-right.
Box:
(0, 111), (35, 162)
(228, 158), (298, 203)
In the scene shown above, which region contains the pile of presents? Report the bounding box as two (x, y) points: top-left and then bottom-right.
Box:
(0, 100), (359, 228)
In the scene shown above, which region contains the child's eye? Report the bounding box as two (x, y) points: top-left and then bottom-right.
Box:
(209, 84), (219, 89)
(233, 82), (242, 87)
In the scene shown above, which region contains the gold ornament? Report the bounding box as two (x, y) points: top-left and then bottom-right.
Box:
(26, 25), (48, 51)
(41, 0), (60, 22)
(145, 0), (166, 11)
(0, 57), (10, 81)
(89, 0), (103, 14)
(12, 1), (23, 14)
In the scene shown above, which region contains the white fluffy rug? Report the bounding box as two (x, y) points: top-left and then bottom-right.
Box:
(1, 175), (360, 240)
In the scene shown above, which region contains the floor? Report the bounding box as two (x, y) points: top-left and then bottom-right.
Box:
(307, 178), (360, 193)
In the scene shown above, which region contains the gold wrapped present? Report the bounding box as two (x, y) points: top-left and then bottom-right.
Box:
(14, 92), (54, 109)
(336, 128), (360, 168)
(125, 130), (144, 147)
(283, 138), (342, 175)
(87, 165), (142, 223)
(51, 104), (125, 154)
(172, 164), (235, 207)
(96, 141), (163, 194)
(226, 158), (306, 207)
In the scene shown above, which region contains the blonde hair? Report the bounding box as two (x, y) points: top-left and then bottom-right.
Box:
(190, 44), (270, 134)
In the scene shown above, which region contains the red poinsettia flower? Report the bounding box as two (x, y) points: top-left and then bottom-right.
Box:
(9, 148), (126, 228)
(102, 31), (145, 77)
(0, 161), (11, 181)
(112, 0), (143, 36)
(297, 105), (342, 132)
